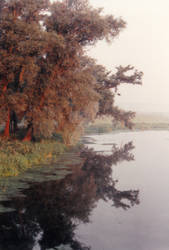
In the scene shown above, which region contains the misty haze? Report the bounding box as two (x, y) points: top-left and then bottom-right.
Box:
(0, 0), (169, 250)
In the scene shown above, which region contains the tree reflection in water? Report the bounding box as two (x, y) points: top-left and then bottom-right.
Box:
(0, 142), (139, 250)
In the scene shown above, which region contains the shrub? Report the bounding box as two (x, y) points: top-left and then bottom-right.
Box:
(0, 138), (66, 177)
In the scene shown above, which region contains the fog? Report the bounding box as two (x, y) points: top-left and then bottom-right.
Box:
(89, 0), (169, 113)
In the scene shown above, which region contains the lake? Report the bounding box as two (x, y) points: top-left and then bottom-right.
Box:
(0, 130), (169, 250)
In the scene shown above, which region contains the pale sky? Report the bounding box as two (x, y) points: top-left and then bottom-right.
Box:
(88, 0), (169, 113)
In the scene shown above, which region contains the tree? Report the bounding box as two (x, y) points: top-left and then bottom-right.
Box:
(0, 0), (143, 144)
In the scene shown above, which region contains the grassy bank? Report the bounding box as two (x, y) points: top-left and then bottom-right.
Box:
(85, 113), (169, 135)
(85, 122), (169, 135)
(85, 123), (115, 134)
(0, 138), (67, 177)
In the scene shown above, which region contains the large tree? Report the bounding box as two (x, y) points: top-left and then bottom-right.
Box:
(0, 0), (143, 144)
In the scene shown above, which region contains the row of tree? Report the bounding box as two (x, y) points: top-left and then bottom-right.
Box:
(0, 0), (143, 144)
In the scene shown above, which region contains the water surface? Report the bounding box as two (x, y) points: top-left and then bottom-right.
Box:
(0, 131), (169, 250)
(78, 131), (169, 250)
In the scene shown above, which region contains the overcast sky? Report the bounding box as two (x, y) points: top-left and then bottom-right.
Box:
(88, 0), (169, 113)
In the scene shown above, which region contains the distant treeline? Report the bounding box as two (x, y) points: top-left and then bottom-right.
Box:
(85, 113), (169, 134)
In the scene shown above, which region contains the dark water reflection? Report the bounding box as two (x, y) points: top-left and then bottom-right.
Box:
(0, 139), (139, 250)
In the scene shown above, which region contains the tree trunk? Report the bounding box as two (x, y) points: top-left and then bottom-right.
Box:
(19, 67), (24, 83)
(2, 77), (8, 92)
(22, 123), (33, 142)
(10, 110), (18, 135)
(3, 110), (10, 137)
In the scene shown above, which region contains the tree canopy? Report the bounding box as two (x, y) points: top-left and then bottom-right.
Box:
(0, 0), (143, 144)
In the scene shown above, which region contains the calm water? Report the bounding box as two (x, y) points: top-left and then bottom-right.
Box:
(1, 131), (169, 250)
(78, 131), (169, 250)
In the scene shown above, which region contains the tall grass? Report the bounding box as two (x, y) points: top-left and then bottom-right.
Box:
(0, 138), (66, 177)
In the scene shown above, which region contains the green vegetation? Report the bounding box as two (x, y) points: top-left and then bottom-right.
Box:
(133, 112), (169, 130)
(85, 113), (169, 134)
(0, 138), (66, 177)
(85, 123), (114, 134)
(133, 122), (169, 130)
(2, 111), (168, 177)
